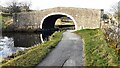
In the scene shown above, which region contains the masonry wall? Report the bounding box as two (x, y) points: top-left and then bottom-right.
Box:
(13, 7), (102, 30)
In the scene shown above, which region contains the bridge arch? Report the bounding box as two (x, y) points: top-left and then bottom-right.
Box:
(40, 12), (78, 30)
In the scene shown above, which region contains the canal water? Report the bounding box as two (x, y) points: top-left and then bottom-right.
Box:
(0, 31), (54, 61)
(2, 33), (43, 47)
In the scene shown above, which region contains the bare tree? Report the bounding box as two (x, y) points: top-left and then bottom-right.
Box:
(6, 0), (31, 13)
(6, 0), (21, 13)
(19, 1), (31, 12)
(110, 3), (118, 14)
(110, 2), (120, 24)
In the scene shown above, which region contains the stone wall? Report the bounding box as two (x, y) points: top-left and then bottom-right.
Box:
(13, 7), (102, 30)
(103, 25), (120, 62)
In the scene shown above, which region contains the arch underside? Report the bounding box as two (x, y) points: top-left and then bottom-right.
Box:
(41, 13), (78, 42)
(42, 14), (66, 29)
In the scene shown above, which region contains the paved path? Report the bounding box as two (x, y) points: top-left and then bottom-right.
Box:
(36, 30), (83, 67)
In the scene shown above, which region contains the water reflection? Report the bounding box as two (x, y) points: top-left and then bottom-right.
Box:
(0, 30), (55, 61)
(2, 33), (42, 47)
(0, 37), (25, 61)
(42, 31), (55, 41)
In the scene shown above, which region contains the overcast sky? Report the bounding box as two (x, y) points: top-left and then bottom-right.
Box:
(0, 0), (120, 12)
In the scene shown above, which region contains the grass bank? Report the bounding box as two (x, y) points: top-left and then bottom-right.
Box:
(75, 29), (118, 66)
(1, 31), (64, 67)
(0, 15), (2, 28)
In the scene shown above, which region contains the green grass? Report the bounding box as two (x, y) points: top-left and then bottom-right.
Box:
(1, 14), (12, 29)
(0, 31), (64, 67)
(75, 29), (118, 66)
(0, 15), (2, 28)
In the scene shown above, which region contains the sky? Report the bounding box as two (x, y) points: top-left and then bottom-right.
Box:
(0, 0), (120, 13)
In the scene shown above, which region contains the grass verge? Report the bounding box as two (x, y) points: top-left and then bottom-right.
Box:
(0, 31), (64, 67)
(75, 29), (118, 66)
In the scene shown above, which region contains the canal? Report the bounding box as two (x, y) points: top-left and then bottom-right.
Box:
(2, 32), (42, 47)
(0, 31), (54, 60)
(0, 25), (74, 62)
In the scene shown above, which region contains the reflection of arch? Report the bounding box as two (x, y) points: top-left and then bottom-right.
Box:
(40, 34), (44, 43)
(40, 12), (78, 30)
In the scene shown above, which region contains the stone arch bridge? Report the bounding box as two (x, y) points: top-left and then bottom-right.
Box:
(13, 7), (102, 30)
